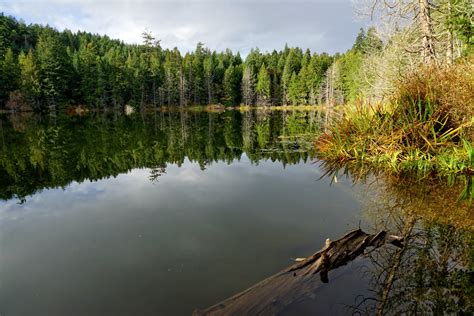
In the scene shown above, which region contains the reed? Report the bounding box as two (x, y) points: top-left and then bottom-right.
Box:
(316, 60), (474, 181)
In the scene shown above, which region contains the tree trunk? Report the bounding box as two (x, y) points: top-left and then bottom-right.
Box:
(445, 1), (454, 65)
(193, 229), (403, 316)
(418, 0), (436, 64)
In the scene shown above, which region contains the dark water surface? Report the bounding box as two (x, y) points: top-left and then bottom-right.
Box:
(0, 110), (472, 315)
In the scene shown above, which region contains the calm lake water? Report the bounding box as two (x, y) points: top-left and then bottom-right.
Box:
(0, 110), (472, 315)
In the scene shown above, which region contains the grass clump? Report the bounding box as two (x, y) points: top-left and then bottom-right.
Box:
(316, 59), (474, 179)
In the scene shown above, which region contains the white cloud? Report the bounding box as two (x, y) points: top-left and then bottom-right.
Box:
(1, 0), (364, 54)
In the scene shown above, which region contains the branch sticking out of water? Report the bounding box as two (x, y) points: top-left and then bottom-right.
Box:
(193, 229), (403, 316)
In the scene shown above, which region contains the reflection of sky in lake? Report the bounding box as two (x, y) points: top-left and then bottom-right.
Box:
(0, 155), (363, 315)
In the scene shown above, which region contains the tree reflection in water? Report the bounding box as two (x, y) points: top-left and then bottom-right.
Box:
(1, 110), (471, 314)
(321, 162), (473, 315)
(0, 109), (320, 201)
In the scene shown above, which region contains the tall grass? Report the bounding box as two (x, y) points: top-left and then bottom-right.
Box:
(316, 59), (474, 182)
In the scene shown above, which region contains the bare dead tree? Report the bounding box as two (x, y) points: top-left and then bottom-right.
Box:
(241, 66), (256, 106)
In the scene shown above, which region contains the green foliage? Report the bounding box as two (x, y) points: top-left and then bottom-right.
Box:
(282, 48), (302, 103)
(352, 27), (383, 54)
(256, 63), (271, 105)
(1, 48), (20, 103)
(36, 28), (73, 107)
(0, 15), (338, 110)
(287, 68), (308, 105)
(0, 109), (319, 200)
(446, 0), (474, 56)
(306, 53), (332, 102)
(223, 64), (241, 105)
(18, 49), (40, 108)
(77, 42), (99, 106)
(334, 50), (364, 102)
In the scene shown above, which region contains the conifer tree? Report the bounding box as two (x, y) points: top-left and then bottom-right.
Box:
(1, 48), (19, 104)
(203, 52), (215, 104)
(282, 48), (301, 104)
(223, 64), (241, 105)
(256, 64), (271, 106)
(18, 49), (40, 108)
(36, 28), (72, 109)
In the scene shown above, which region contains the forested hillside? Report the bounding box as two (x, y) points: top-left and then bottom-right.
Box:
(1, 0), (472, 112)
(0, 14), (337, 110)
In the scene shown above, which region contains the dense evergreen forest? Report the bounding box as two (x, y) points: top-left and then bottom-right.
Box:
(0, 14), (339, 111)
(1, 0), (472, 112)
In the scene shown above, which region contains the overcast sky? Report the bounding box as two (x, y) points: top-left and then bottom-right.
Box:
(1, 0), (367, 55)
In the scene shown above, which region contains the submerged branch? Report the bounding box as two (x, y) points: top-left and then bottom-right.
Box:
(193, 229), (403, 316)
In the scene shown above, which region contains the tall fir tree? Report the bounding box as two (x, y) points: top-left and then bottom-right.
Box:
(256, 63), (271, 106)
(1, 48), (19, 104)
(36, 28), (73, 109)
(18, 49), (40, 109)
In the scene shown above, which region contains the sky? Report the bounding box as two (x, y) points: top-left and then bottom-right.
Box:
(1, 0), (366, 55)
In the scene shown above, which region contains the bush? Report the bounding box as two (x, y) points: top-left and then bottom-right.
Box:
(316, 60), (474, 178)
(394, 58), (473, 141)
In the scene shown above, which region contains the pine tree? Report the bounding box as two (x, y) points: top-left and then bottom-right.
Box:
(0, 14), (13, 60)
(214, 58), (226, 102)
(288, 71), (307, 105)
(256, 64), (271, 106)
(36, 28), (73, 109)
(149, 49), (163, 107)
(18, 49), (40, 109)
(163, 48), (181, 106)
(192, 42), (205, 104)
(1, 47), (19, 104)
(203, 52), (214, 104)
(282, 48), (301, 104)
(223, 64), (240, 105)
(78, 42), (98, 106)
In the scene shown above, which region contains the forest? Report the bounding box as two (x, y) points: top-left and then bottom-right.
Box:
(0, 0), (473, 182)
(0, 2), (473, 314)
(0, 13), (339, 111)
(2, 0), (471, 113)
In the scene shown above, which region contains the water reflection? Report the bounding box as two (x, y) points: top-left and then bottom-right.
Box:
(320, 163), (473, 315)
(1, 109), (366, 316)
(0, 109), (320, 202)
(0, 110), (472, 315)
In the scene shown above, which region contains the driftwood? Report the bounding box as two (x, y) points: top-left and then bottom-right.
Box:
(194, 229), (403, 316)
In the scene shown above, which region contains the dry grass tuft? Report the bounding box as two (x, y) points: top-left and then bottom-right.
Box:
(316, 59), (474, 188)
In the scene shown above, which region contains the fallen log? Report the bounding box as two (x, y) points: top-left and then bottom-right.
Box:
(193, 229), (403, 316)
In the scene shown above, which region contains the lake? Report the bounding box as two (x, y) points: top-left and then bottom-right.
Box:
(0, 109), (472, 315)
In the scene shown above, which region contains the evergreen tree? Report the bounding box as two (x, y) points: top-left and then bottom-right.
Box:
(353, 28), (367, 52)
(192, 42), (205, 104)
(287, 72), (301, 105)
(0, 14), (13, 59)
(213, 58), (226, 103)
(1, 48), (19, 104)
(78, 42), (98, 106)
(18, 49), (40, 108)
(223, 64), (241, 105)
(36, 28), (72, 109)
(282, 48), (301, 104)
(256, 63), (271, 106)
(203, 52), (215, 104)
